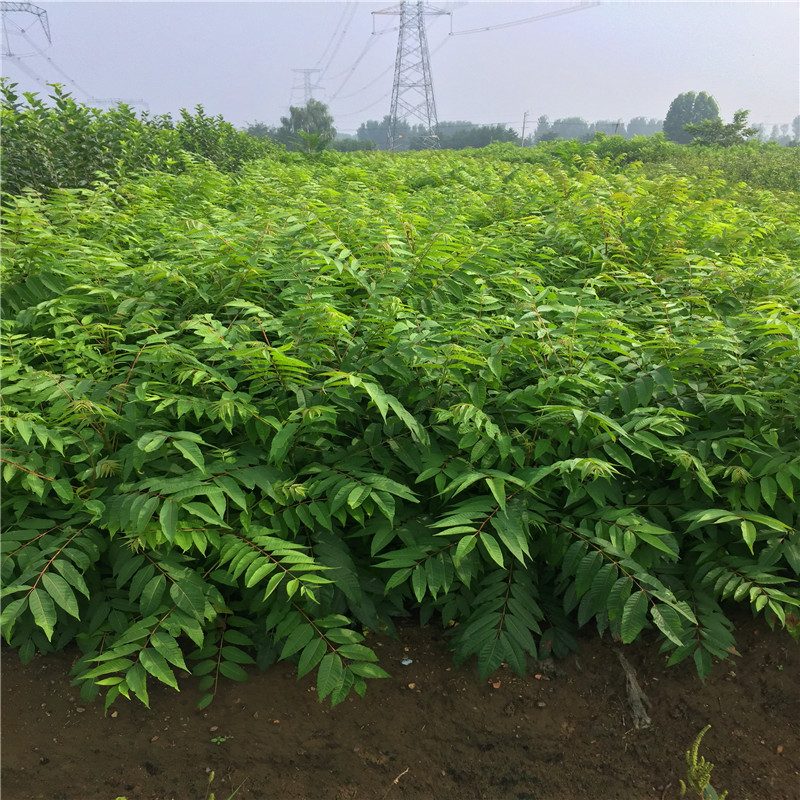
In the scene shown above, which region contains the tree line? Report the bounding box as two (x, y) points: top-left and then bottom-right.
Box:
(244, 102), (520, 152)
(246, 91), (799, 151)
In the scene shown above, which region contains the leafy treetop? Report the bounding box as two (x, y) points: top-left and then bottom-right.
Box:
(664, 91), (720, 144)
(684, 109), (760, 147)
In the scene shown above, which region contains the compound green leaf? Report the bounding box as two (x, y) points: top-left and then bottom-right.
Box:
(169, 575), (205, 619)
(740, 519), (757, 554)
(297, 638), (327, 678)
(760, 476), (777, 509)
(139, 648), (179, 690)
(650, 603), (683, 647)
(173, 440), (205, 473)
(41, 572), (80, 619)
(348, 661), (391, 679)
(150, 631), (188, 672)
(620, 591), (648, 644)
(29, 587), (56, 641)
(280, 623), (315, 660)
(316, 652), (344, 701)
(480, 531), (504, 567)
(219, 660), (249, 682)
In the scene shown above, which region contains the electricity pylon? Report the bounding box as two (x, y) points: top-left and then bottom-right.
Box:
(373, 1), (449, 151)
(2, 1), (147, 109)
(291, 68), (322, 104)
(2, 1), (50, 58)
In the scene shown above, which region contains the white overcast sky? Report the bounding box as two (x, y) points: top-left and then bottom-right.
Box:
(2, 1), (798, 134)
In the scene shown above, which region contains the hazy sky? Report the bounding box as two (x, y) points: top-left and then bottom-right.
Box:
(2, 1), (798, 135)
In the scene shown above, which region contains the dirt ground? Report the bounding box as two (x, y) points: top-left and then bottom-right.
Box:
(2, 614), (798, 800)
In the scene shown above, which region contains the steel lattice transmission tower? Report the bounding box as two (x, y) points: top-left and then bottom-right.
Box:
(291, 68), (322, 103)
(2, 2), (50, 58)
(373, 2), (449, 151)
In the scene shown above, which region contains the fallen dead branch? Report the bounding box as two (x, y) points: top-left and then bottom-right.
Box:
(616, 649), (652, 729)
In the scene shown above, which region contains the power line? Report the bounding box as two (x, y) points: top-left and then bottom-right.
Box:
(325, 16), (396, 85)
(6, 53), (48, 87)
(449, 1), (599, 36)
(335, 93), (393, 119)
(317, 1), (359, 80)
(328, 32), (384, 100)
(313, 1), (354, 72)
(26, 35), (93, 97)
(333, 63), (395, 102)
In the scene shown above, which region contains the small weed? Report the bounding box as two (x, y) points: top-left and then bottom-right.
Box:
(679, 725), (747, 800)
(211, 735), (232, 745)
(205, 770), (245, 800)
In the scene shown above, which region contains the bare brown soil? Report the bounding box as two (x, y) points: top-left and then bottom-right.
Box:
(2, 615), (798, 800)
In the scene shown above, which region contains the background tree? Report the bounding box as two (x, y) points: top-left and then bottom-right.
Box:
(591, 119), (626, 137)
(244, 121), (277, 139)
(683, 108), (759, 147)
(278, 99), (335, 150)
(437, 120), (479, 137)
(663, 91), (720, 144)
(532, 114), (551, 143)
(546, 117), (591, 141)
(627, 116), (663, 137)
(437, 123), (518, 149)
(330, 137), (377, 152)
(357, 115), (410, 150)
(765, 123), (794, 146)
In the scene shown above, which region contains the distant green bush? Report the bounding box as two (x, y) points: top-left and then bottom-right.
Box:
(481, 135), (800, 193)
(641, 140), (800, 194)
(330, 138), (378, 153)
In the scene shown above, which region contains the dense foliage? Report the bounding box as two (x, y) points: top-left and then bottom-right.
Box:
(2, 142), (799, 712)
(663, 91), (720, 145)
(0, 83), (278, 196)
(491, 136), (800, 193)
(684, 109), (760, 148)
(352, 116), (514, 152)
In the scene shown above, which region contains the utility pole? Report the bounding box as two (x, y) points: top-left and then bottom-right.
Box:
(520, 111), (529, 147)
(373, 1), (449, 151)
(291, 68), (322, 103)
